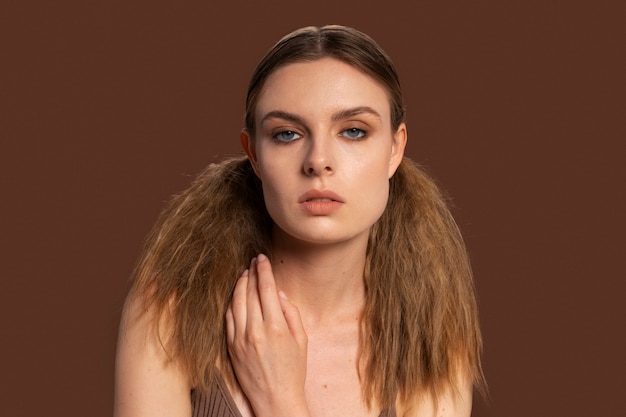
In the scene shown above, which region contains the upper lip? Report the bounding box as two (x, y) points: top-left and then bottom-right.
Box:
(298, 189), (344, 203)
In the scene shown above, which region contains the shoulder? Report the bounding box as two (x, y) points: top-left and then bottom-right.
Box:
(114, 294), (191, 417)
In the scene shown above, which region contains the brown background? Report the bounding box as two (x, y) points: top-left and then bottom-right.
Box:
(1, 1), (624, 416)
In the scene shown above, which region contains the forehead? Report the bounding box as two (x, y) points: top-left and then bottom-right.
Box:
(256, 58), (392, 123)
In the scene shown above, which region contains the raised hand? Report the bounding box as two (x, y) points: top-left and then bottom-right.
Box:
(226, 254), (310, 417)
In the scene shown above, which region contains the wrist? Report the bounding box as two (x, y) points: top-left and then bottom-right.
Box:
(251, 394), (311, 417)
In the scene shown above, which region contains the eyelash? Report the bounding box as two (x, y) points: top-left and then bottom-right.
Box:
(272, 130), (302, 143)
(271, 127), (368, 144)
(340, 127), (368, 140)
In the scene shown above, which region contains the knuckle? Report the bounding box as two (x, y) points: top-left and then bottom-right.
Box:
(257, 280), (275, 293)
(267, 322), (283, 334)
(245, 329), (264, 345)
(231, 297), (245, 309)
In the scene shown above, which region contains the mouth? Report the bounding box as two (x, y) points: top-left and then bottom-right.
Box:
(298, 190), (344, 204)
(297, 190), (345, 215)
(304, 197), (334, 203)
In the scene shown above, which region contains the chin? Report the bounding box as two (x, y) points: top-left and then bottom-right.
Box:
(273, 223), (370, 248)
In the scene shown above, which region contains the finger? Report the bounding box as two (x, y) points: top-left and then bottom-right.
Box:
(230, 269), (249, 339)
(225, 306), (235, 346)
(246, 258), (264, 326)
(278, 290), (308, 346)
(255, 253), (285, 323)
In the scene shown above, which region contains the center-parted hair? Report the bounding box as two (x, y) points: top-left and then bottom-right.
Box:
(245, 25), (405, 134)
(129, 25), (484, 411)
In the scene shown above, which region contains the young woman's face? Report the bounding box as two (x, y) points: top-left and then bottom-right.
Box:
(242, 57), (406, 247)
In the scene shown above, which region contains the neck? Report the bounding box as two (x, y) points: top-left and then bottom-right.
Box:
(270, 229), (368, 326)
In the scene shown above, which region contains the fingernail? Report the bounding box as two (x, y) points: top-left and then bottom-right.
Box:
(257, 253), (267, 262)
(242, 269), (249, 277)
(278, 290), (288, 300)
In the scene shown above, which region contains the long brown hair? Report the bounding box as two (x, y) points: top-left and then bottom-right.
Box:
(129, 25), (484, 411)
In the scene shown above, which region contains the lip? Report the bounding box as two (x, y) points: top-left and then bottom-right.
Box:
(298, 189), (345, 204)
(298, 189), (345, 215)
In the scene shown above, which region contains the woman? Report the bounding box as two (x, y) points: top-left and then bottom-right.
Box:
(114, 25), (484, 417)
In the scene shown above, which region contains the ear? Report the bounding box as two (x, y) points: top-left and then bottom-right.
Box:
(240, 129), (262, 178)
(388, 122), (407, 178)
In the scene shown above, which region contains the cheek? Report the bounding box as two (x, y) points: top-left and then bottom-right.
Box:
(369, 178), (391, 221)
(257, 167), (289, 215)
(351, 161), (391, 221)
(351, 149), (392, 187)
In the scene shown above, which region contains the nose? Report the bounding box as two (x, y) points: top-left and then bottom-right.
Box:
(303, 136), (335, 176)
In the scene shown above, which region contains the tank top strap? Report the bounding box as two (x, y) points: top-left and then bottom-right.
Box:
(378, 407), (397, 417)
(191, 372), (242, 417)
(192, 370), (396, 417)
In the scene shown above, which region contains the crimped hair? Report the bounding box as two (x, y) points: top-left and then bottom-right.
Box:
(129, 157), (272, 390)
(128, 24), (484, 412)
(362, 158), (484, 408)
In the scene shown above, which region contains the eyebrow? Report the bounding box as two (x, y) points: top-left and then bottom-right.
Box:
(261, 110), (304, 125)
(260, 106), (382, 126)
(330, 106), (382, 122)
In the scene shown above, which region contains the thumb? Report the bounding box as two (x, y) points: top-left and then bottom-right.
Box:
(278, 291), (307, 346)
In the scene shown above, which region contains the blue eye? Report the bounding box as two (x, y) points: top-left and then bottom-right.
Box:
(341, 128), (367, 140)
(273, 130), (301, 142)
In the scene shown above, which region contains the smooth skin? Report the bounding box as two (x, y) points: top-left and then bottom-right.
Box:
(226, 255), (309, 417)
(114, 58), (472, 417)
(114, 294), (192, 417)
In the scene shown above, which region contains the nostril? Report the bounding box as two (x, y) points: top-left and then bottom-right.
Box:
(303, 160), (333, 176)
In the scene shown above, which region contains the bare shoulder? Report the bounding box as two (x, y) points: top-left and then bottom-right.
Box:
(397, 375), (473, 417)
(114, 294), (191, 417)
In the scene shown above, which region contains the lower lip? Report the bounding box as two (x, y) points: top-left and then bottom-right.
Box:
(299, 200), (343, 215)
